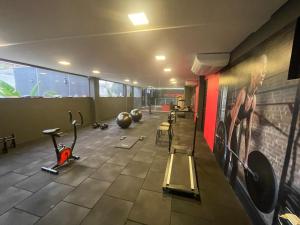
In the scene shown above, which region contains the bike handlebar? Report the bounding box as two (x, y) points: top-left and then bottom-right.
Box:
(68, 111), (73, 124)
(78, 111), (83, 126)
(68, 111), (83, 126)
(70, 111), (83, 150)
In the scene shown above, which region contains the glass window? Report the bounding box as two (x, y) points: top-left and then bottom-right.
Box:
(0, 61), (33, 98)
(38, 69), (69, 97)
(0, 60), (89, 98)
(127, 85), (132, 97)
(14, 66), (38, 97)
(99, 80), (124, 97)
(69, 74), (89, 97)
(133, 87), (142, 97)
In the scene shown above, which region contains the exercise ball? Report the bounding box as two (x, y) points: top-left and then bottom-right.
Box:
(116, 112), (132, 128)
(130, 109), (142, 122)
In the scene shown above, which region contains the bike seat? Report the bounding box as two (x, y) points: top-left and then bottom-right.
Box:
(43, 128), (61, 135)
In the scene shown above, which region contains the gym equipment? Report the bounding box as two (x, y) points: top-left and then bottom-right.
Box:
(92, 122), (108, 130)
(214, 121), (278, 213)
(279, 213), (300, 225)
(115, 136), (145, 149)
(41, 111), (83, 175)
(162, 115), (200, 200)
(147, 88), (153, 114)
(100, 123), (108, 130)
(276, 184), (300, 225)
(130, 109), (142, 122)
(156, 112), (175, 145)
(0, 134), (16, 153)
(139, 136), (146, 141)
(170, 110), (176, 123)
(173, 107), (191, 119)
(167, 110), (176, 123)
(120, 135), (145, 141)
(245, 151), (278, 213)
(92, 123), (99, 129)
(116, 112), (132, 129)
(273, 80), (300, 223)
(155, 125), (171, 145)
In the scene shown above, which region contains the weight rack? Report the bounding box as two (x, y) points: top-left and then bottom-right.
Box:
(0, 134), (16, 153)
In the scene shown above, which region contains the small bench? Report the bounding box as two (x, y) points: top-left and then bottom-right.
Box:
(156, 125), (172, 145)
(155, 111), (175, 145)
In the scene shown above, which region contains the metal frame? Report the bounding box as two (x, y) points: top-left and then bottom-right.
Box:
(162, 153), (200, 198)
(162, 114), (200, 200)
(272, 79), (300, 224)
(0, 134), (16, 153)
(41, 111), (82, 175)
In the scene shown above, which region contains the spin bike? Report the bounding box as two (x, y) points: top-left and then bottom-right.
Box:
(41, 111), (83, 174)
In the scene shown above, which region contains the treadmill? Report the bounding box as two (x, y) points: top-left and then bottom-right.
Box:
(162, 114), (200, 200)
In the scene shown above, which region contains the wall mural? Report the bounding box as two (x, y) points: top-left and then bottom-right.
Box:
(214, 20), (299, 225)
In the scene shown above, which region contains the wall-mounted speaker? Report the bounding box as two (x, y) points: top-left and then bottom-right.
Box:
(288, 17), (300, 80)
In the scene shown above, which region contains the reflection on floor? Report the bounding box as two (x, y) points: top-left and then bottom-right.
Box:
(0, 113), (252, 225)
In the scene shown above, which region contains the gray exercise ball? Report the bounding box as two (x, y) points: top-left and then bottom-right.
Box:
(116, 112), (132, 128)
(130, 109), (142, 122)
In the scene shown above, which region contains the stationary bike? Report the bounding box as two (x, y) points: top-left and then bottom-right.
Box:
(41, 111), (83, 174)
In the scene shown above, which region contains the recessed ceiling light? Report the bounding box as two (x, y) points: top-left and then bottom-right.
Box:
(128, 12), (149, 26)
(133, 81), (138, 84)
(164, 68), (172, 72)
(155, 55), (166, 61)
(124, 79), (130, 82)
(58, 61), (71, 66)
(40, 72), (47, 75)
(170, 78), (176, 82)
(92, 70), (100, 74)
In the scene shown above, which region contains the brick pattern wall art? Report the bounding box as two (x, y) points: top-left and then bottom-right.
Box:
(216, 21), (299, 224)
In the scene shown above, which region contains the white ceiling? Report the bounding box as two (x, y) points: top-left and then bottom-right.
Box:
(0, 0), (287, 87)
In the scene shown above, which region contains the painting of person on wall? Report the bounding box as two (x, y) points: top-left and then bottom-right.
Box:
(225, 54), (268, 185)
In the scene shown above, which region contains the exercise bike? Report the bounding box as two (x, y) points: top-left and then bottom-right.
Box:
(41, 111), (83, 174)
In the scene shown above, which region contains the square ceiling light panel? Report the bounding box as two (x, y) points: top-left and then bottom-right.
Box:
(128, 12), (149, 26)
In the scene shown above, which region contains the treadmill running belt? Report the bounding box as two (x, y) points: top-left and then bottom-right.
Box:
(170, 154), (190, 189)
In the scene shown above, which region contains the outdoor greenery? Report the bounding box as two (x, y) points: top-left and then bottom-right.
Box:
(0, 80), (20, 97)
(0, 80), (58, 98)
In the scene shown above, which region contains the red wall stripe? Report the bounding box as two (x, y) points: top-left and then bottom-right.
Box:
(204, 74), (219, 151)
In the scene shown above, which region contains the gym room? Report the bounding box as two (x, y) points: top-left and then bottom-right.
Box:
(0, 1), (299, 225)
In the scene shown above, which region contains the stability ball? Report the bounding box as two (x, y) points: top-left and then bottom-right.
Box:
(130, 109), (142, 122)
(116, 112), (132, 128)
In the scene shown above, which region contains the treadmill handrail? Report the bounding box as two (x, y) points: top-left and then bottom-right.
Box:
(192, 114), (199, 155)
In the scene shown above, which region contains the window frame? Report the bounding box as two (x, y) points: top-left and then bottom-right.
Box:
(99, 79), (125, 97)
(133, 86), (142, 97)
(0, 59), (90, 98)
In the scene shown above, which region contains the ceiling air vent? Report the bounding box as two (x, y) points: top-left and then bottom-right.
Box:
(191, 53), (230, 76)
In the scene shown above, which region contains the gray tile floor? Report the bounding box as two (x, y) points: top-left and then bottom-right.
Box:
(0, 113), (253, 225)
